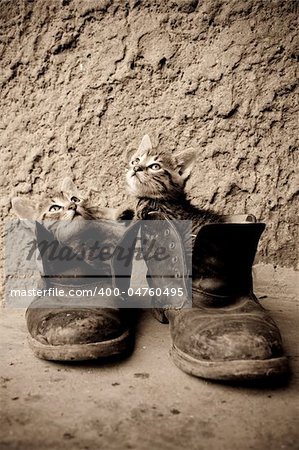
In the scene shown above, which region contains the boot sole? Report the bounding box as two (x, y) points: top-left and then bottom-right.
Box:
(171, 345), (289, 381)
(27, 329), (132, 361)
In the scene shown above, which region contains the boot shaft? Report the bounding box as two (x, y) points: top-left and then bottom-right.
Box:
(192, 223), (265, 298)
(34, 221), (126, 309)
(134, 219), (265, 308)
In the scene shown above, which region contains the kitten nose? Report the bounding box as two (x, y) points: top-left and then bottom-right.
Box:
(68, 203), (77, 210)
(133, 165), (142, 172)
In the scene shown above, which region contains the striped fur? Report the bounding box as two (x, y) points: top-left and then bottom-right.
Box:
(126, 135), (222, 236)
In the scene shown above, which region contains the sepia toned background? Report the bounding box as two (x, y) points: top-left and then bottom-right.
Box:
(0, 1), (298, 450)
(1, 0), (298, 270)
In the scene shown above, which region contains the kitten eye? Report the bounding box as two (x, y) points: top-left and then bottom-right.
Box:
(49, 205), (62, 212)
(131, 157), (140, 165)
(149, 163), (161, 171)
(71, 196), (80, 203)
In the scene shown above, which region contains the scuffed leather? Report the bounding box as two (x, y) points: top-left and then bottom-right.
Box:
(167, 295), (284, 361)
(26, 305), (125, 346)
(143, 219), (286, 365)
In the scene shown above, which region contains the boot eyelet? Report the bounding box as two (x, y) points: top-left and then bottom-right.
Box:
(169, 242), (175, 249)
(172, 256), (178, 263)
(164, 229), (170, 236)
(174, 271), (181, 278)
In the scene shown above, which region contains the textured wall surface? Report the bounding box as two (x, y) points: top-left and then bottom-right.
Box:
(1, 0), (298, 268)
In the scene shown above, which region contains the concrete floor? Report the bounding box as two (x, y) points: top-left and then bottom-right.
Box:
(1, 265), (298, 450)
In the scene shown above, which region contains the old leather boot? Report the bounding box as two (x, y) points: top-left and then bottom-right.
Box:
(26, 289), (133, 361)
(25, 221), (134, 361)
(141, 215), (289, 381)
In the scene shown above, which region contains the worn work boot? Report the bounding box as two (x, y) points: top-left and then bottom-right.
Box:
(141, 215), (289, 381)
(25, 221), (134, 361)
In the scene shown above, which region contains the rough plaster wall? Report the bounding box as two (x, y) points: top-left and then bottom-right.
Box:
(1, 0), (298, 269)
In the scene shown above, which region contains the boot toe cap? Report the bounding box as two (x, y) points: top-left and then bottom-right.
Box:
(172, 313), (284, 362)
(27, 309), (124, 346)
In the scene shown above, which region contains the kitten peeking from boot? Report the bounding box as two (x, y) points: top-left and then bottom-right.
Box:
(126, 134), (222, 232)
(12, 176), (132, 223)
(122, 135), (289, 381)
(11, 177), (135, 361)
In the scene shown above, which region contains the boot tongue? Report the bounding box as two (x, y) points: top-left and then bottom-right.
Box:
(111, 221), (141, 292)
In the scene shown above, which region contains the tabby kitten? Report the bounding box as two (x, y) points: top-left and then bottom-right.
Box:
(12, 177), (124, 222)
(12, 177), (131, 272)
(126, 135), (222, 234)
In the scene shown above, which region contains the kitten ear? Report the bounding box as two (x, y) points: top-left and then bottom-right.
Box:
(125, 146), (136, 162)
(175, 149), (197, 180)
(126, 135), (153, 162)
(61, 177), (81, 198)
(11, 197), (37, 219)
(138, 134), (152, 154)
